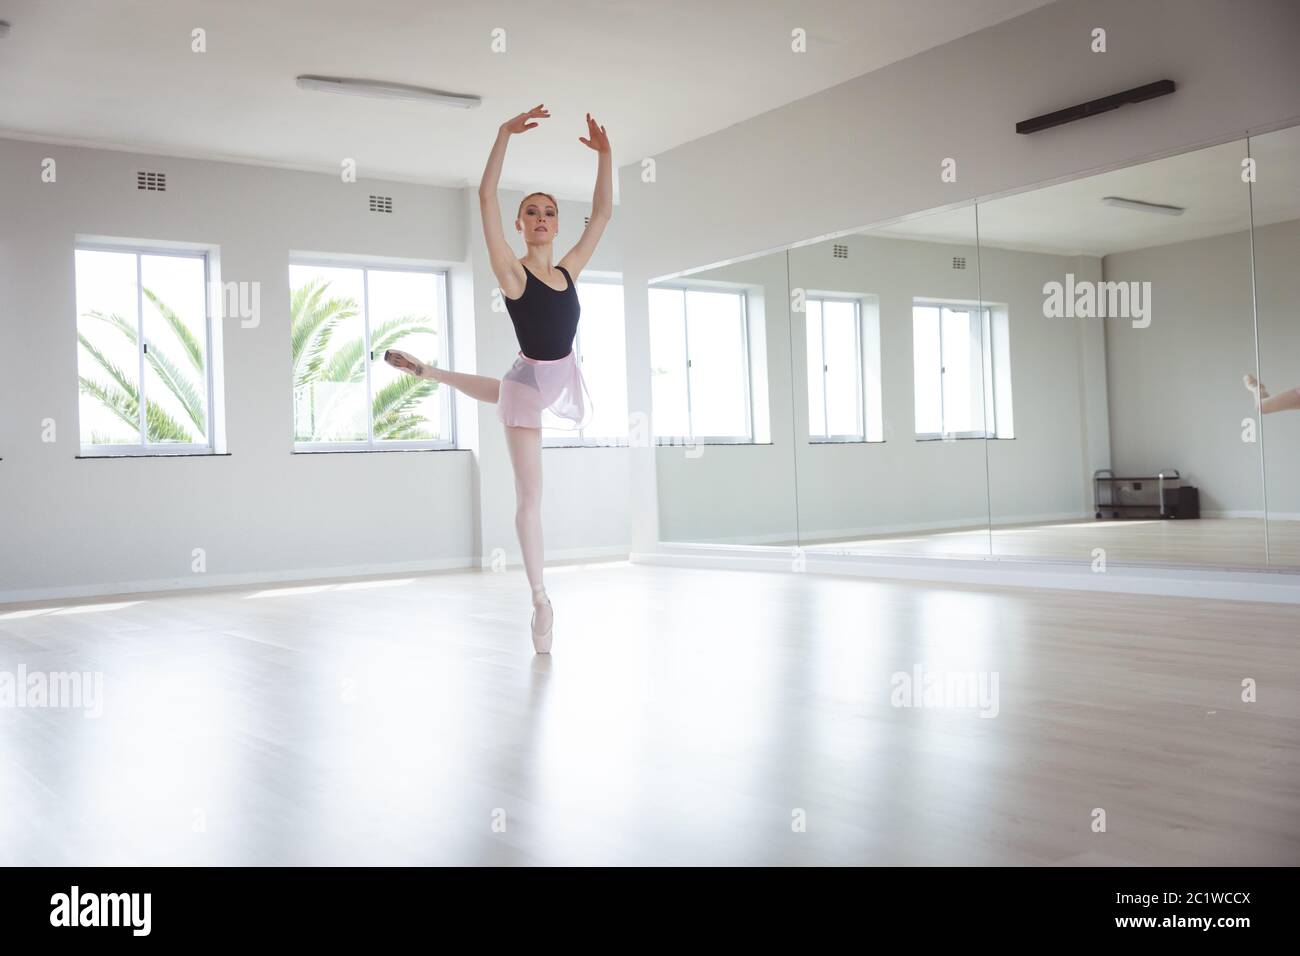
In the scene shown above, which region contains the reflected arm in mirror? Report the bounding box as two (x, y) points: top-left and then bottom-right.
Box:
(1245, 373), (1300, 415)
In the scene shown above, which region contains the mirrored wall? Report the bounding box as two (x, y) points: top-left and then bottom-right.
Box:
(978, 137), (1261, 567)
(652, 121), (1300, 572)
(1251, 124), (1300, 568)
(649, 248), (799, 548)
(787, 206), (992, 558)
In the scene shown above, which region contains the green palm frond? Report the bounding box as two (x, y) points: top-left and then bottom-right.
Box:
(78, 331), (140, 402)
(83, 309), (139, 345)
(78, 377), (140, 434)
(142, 288), (204, 373)
(290, 279), (329, 362)
(291, 279), (358, 388)
(144, 399), (194, 443)
(372, 375), (437, 435)
(318, 320), (436, 384)
(320, 336), (369, 384)
(376, 413), (435, 441)
(368, 316), (436, 358)
(143, 338), (207, 435)
(80, 295), (203, 444)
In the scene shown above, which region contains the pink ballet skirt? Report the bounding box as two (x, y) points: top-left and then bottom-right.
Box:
(497, 348), (593, 430)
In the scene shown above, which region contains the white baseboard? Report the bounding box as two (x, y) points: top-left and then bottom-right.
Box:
(474, 543), (632, 570)
(663, 512), (1091, 548)
(0, 543), (632, 607)
(805, 511), (1089, 541)
(632, 543), (1300, 605)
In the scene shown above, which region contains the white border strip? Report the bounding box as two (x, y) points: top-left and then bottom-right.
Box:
(0, 544), (631, 607)
(632, 545), (1300, 605)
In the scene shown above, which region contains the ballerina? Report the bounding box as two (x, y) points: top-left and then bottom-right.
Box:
(385, 104), (612, 653)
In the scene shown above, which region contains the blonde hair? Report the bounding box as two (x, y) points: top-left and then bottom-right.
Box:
(517, 191), (559, 220)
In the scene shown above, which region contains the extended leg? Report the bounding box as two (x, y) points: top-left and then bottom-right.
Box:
(503, 424), (553, 638)
(425, 366), (501, 404)
(386, 349), (500, 403)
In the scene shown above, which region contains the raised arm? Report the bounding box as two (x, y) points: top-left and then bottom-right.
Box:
(480, 104), (548, 299)
(558, 113), (613, 281)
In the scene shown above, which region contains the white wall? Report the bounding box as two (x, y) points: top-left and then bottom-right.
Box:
(618, 0), (1300, 553)
(0, 138), (631, 602)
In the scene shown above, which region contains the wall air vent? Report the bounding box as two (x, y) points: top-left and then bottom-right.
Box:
(832, 243), (848, 259)
(952, 256), (966, 270)
(136, 171), (166, 192)
(369, 194), (393, 213)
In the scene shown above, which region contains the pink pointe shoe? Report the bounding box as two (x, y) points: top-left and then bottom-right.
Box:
(530, 587), (553, 654)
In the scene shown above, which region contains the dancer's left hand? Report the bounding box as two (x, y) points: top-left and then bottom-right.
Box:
(579, 113), (610, 153)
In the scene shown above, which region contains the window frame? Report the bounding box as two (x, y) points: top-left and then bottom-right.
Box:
(806, 294), (867, 443)
(650, 283), (755, 445)
(74, 241), (218, 457)
(543, 274), (630, 448)
(912, 299), (998, 442)
(289, 257), (454, 453)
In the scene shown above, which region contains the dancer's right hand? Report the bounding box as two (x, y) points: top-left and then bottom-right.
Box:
(502, 104), (549, 135)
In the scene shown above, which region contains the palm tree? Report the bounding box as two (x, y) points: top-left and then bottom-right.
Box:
(289, 277), (441, 441)
(78, 288), (207, 443)
(78, 279), (441, 445)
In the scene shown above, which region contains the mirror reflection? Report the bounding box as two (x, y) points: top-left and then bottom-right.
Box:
(651, 124), (1300, 573)
(1250, 124), (1300, 568)
(650, 250), (798, 547)
(787, 206), (992, 556)
(978, 138), (1262, 567)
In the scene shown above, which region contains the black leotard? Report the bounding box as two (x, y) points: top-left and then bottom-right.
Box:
(503, 263), (580, 361)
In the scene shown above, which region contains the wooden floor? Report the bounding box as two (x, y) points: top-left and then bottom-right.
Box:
(1, 560), (1298, 866)
(807, 517), (1300, 568)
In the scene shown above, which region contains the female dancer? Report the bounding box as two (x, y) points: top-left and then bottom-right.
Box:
(385, 104), (612, 654)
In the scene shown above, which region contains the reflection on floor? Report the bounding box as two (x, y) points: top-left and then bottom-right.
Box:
(1, 560), (1297, 865)
(807, 517), (1300, 567)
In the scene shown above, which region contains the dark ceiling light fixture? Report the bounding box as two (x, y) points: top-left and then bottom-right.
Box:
(1017, 79), (1176, 134)
(1101, 196), (1186, 216)
(295, 75), (480, 108)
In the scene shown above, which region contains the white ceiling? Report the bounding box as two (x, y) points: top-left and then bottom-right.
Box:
(0, 0), (1055, 197)
(871, 127), (1300, 256)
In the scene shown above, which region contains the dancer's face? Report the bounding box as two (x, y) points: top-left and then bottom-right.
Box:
(517, 194), (557, 246)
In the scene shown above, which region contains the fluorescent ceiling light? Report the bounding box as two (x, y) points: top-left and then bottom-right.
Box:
(296, 75), (480, 108)
(1101, 196), (1185, 216)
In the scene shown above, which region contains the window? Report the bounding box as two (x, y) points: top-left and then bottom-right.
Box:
(649, 286), (752, 442)
(912, 302), (1013, 439)
(543, 278), (628, 445)
(806, 295), (883, 442)
(290, 261), (451, 450)
(75, 244), (217, 454)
